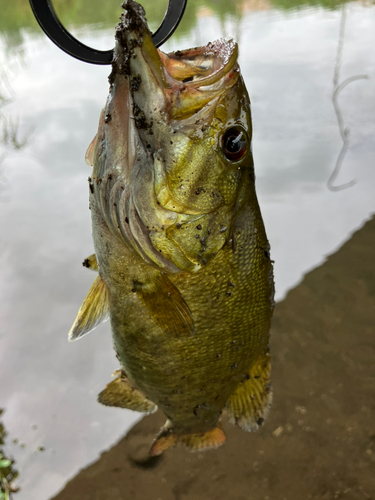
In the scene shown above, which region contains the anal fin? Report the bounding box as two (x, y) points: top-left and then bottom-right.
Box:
(134, 273), (195, 338)
(150, 421), (226, 456)
(68, 275), (109, 342)
(226, 350), (272, 432)
(98, 371), (157, 414)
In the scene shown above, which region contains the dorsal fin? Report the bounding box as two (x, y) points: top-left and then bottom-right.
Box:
(68, 275), (109, 342)
(134, 273), (195, 338)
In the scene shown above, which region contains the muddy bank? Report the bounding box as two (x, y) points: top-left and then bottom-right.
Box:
(52, 215), (375, 500)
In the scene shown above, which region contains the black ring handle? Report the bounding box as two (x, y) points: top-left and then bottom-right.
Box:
(29, 0), (187, 65)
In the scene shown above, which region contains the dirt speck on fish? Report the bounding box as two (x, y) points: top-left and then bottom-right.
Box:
(69, 0), (275, 456)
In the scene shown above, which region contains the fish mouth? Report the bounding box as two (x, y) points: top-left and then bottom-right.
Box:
(160, 41), (238, 86)
(158, 39), (239, 120)
(114, 0), (239, 121)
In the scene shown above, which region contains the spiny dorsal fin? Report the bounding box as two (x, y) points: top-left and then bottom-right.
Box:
(226, 350), (272, 432)
(150, 422), (226, 456)
(82, 253), (98, 271)
(68, 275), (109, 342)
(134, 273), (195, 338)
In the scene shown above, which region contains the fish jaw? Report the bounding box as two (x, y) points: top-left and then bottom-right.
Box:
(111, 0), (167, 148)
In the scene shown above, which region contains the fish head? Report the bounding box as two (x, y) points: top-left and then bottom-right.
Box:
(154, 44), (253, 218)
(89, 1), (254, 273)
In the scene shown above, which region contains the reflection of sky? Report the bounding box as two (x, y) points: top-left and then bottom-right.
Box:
(0, 3), (374, 499)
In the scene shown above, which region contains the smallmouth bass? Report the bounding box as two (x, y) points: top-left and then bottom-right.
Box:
(70, 0), (275, 455)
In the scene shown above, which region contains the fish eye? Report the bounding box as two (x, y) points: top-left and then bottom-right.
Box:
(221, 127), (248, 162)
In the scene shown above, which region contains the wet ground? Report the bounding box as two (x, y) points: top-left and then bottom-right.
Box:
(52, 215), (375, 500)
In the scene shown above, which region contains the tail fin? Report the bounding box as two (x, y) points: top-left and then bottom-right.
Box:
(150, 421), (226, 456)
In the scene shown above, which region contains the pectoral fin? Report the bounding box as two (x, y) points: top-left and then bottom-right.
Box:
(98, 371), (157, 414)
(134, 273), (195, 338)
(85, 109), (104, 166)
(226, 350), (272, 431)
(82, 253), (98, 271)
(68, 275), (109, 342)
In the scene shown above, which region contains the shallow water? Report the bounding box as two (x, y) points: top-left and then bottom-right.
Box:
(0, 0), (374, 498)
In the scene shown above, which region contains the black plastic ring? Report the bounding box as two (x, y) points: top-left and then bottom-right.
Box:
(29, 0), (187, 64)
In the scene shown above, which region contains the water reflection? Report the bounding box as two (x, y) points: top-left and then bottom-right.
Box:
(0, 114), (34, 150)
(0, 0), (358, 50)
(0, 0), (374, 499)
(328, 3), (368, 191)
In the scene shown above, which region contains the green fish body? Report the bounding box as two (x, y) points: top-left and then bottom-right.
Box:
(70, 0), (274, 455)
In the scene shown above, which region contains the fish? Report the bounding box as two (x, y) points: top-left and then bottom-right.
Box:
(69, 0), (275, 456)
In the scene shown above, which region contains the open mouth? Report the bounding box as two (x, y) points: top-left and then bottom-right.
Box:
(158, 39), (240, 120)
(159, 38), (238, 87)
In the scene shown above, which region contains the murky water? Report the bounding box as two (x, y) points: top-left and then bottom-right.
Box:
(0, 0), (374, 498)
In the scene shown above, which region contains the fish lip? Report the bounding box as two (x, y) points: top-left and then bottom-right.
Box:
(111, 1), (164, 84)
